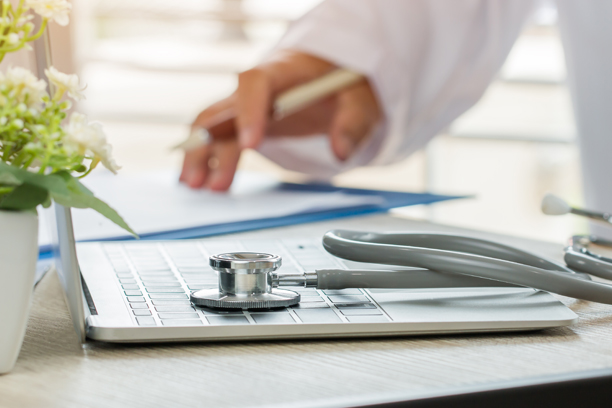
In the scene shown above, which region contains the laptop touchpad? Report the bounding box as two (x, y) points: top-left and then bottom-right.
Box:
(367, 288), (575, 323)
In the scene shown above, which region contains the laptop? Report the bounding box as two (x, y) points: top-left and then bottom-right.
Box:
(49, 205), (577, 343)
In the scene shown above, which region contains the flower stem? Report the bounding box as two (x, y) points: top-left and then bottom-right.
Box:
(11, 149), (28, 167)
(0, 186), (14, 196)
(79, 158), (100, 178)
(26, 18), (47, 42)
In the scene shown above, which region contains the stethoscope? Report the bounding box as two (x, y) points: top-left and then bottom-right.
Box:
(190, 229), (612, 310)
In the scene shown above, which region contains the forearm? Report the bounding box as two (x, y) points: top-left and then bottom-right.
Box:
(261, 0), (536, 176)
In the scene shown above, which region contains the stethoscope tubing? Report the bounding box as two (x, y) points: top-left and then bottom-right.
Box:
(322, 230), (612, 305)
(564, 236), (612, 280)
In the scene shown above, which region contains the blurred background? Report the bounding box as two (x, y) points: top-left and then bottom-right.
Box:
(54, 0), (584, 243)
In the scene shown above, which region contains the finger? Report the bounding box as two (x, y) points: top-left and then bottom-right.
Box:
(206, 138), (241, 191)
(180, 97), (235, 185)
(236, 69), (271, 149)
(180, 145), (211, 188)
(329, 84), (381, 161)
(329, 110), (365, 161)
(262, 50), (337, 90)
(191, 96), (235, 130)
(266, 96), (337, 137)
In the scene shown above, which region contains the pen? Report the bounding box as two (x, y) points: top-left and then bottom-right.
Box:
(174, 68), (365, 151)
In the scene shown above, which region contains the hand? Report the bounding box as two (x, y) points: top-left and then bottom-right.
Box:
(179, 50), (381, 191)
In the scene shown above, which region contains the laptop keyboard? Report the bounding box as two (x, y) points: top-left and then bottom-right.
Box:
(102, 239), (390, 326)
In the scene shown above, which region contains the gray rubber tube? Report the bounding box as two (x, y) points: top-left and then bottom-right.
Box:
(565, 247), (612, 280)
(315, 268), (518, 290)
(322, 230), (612, 305)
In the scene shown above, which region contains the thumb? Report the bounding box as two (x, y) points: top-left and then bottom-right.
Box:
(328, 105), (371, 162)
(328, 83), (381, 161)
(236, 68), (272, 149)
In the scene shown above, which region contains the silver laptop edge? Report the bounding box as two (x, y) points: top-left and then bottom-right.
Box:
(50, 204), (88, 343)
(51, 204), (578, 344)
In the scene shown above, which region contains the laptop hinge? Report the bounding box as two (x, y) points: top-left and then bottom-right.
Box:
(81, 274), (98, 316)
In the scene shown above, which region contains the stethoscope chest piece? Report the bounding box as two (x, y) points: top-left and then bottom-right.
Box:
(190, 252), (300, 309)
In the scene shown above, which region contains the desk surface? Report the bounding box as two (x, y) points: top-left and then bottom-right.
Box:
(2, 214), (612, 408)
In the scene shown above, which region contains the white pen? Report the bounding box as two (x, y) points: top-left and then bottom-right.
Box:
(174, 68), (365, 151)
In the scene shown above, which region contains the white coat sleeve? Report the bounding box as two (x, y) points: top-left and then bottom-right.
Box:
(557, 0), (612, 238)
(258, 0), (536, 179)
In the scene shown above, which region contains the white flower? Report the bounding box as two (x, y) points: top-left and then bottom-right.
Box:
(7, 33), (19, 44)
(17, 14), (35, 26)
(45, 66), (85, 101)
(2, 67), (47, 107)
(26, 0), (71, 26)
(64, 112), (120, 174)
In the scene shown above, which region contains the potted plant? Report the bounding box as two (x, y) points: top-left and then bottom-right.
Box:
(0, 0), (134, 374)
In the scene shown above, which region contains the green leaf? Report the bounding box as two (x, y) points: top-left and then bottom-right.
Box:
(0, 183), (49, 211)
(0, 172), (22, 186)
(41, 193), (52, 208)
(0, 162), (70, 196)
(0, 163), (136, 237)
(50, 175), (137, 237)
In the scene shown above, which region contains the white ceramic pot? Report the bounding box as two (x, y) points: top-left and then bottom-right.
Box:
(0, 210), (38, 374)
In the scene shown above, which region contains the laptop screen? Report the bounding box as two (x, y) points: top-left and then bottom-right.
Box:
(49, 204), (87, 342)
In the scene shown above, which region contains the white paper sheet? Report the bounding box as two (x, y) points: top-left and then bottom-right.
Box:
(39, 170), (383, 245)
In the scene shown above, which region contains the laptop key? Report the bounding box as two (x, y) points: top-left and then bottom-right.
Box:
(300, 297), (325, 303)
(340, 308), (383, 316)
(130, 303), (149, 309)
(179, 270), (209, 275)
(137, 269), (173, 274)
(161, 319), (204, 327)
(251, 313), (295, 324)
(135, 266), (171, 272)
(133, 310), (152, 316)
(335, 303), (376, 309)
(178, 268), (207, 273)
(187, 284), (215, 290)
(136, 317), (156, 326)
(138, 274), (176, 279)
(249, 307), (288, 313)
(323, 289), (363, 296)
(346, 315), (389, 323)
(155, 306), (195, 312)
(182, 278), (217, 284)
(291, 302), (330, 309)
(122, 284), (140, 290)
(119, 279), (137, 284)
(142, 282), (181, 287)
(328, 295), (369, 303)
(294, 291), (323, 297)
(146, 288), (186, 293)
(289, 287), (319, 294)
(198, 308), (244, 315)
(158, 313), (200, 319)
(149, 294), (188, 299)
(293, 309), (342, 323)
(206, 316), (250, 325)
(127, 296), (146, 302)
(140, 278), (178, 283)
(151, 300), (191, 305)
(124, 290), (143, 296)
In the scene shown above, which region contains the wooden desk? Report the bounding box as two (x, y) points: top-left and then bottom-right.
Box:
(2, 214), (612, 408)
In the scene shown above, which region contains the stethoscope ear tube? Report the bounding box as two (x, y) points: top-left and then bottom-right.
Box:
(564, 246), (612, 281)
(314, 268), (519, 290)
(323, 230), (612, 305)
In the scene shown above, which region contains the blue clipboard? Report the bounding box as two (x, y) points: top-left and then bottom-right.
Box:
(39, 181), (465, 257)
